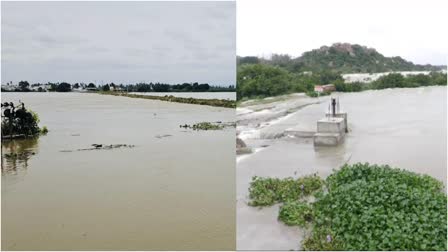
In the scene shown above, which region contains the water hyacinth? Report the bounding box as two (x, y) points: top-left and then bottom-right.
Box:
(248, 174), (324, 206)
(248, 163), (447, 251)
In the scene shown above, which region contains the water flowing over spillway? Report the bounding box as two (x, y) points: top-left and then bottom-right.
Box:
(237, 86), (447, 250)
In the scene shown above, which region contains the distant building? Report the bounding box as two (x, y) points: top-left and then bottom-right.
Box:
(112, 86), (124, 91)
(30, 84), (51, 92)
(1, 84), (17, 91)
(314, 84), (335, 93)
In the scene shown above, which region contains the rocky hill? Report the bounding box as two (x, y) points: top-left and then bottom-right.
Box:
(238, 43), (445, 73)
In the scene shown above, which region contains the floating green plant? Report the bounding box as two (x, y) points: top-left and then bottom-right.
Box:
(248, 163), (447, 251)
(279, 201), (313, 227)
(180, 121), (235, 131)
(248, 175), (324, 206)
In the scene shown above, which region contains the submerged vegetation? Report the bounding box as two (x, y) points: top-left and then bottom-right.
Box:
(1, 102), (48, 139)
(248, 163), (447, 251)
(180, 121), (235, 131)
(248, 175), (324, 206)
(59, 144), (135, 153)
(100, 92), (236, 108)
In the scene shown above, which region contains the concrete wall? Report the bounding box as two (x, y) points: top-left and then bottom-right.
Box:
(317, 117), (345, 135)
(325, 112), (348, 133)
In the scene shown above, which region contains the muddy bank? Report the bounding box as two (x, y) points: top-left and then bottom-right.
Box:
(237, 86), (447, 250)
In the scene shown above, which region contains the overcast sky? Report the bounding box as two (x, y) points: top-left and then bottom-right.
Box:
(1, 1), (235, 85)
(238, 0), (447, 65)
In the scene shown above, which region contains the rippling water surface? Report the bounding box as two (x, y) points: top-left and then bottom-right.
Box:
(2, 92), (235, 250)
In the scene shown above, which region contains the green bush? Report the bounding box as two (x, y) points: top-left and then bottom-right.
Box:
(40, 126), (49, 135)
(306, 91), (319, 97)
(1, 108), (41, 137)
(191, 122), (224, 130)
(334, 81), (363, 92)
(372, 72), (447, 90)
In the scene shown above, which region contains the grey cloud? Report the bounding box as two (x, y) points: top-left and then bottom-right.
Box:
(1, 1), (236, 85)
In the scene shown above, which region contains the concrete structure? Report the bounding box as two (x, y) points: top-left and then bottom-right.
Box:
(325, 112), (348, 133)
(284, 128), (315, 138)
(317, 117), (345, 134)
(314, 132), (344, 146)
(314, 84), (335, 93)
(313, 98), (348, 146)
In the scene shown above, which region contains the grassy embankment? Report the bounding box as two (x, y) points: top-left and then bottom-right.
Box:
(99, 91), (236, 108)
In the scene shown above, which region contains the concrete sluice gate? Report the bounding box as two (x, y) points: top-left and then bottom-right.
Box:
(313, 97), (348, 146)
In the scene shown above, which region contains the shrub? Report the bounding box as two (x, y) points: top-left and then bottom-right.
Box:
(1, 105), (47, 138)
(40, 126), (49, 135)
(306, 91), (319, 97)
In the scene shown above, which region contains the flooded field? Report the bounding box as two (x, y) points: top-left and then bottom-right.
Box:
(237, 86), (447, 250)
(1, 92), (235, 250)
(129, 92), (236, 100)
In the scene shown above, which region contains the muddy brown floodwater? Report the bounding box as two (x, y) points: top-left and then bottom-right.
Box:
(237, 86), (447, 250)
(1, 92), (235, 250)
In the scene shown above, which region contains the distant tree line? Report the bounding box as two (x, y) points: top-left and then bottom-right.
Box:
(334, 72), (447, 92)
(237, 63), (447, 100)
(237, 64), (344, 100)
(1, 81), (235, 93)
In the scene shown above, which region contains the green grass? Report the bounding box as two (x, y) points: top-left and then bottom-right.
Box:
(99, 91), (236, 108)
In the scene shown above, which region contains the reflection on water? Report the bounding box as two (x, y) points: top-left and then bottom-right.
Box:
(1, 138), (39, 176)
